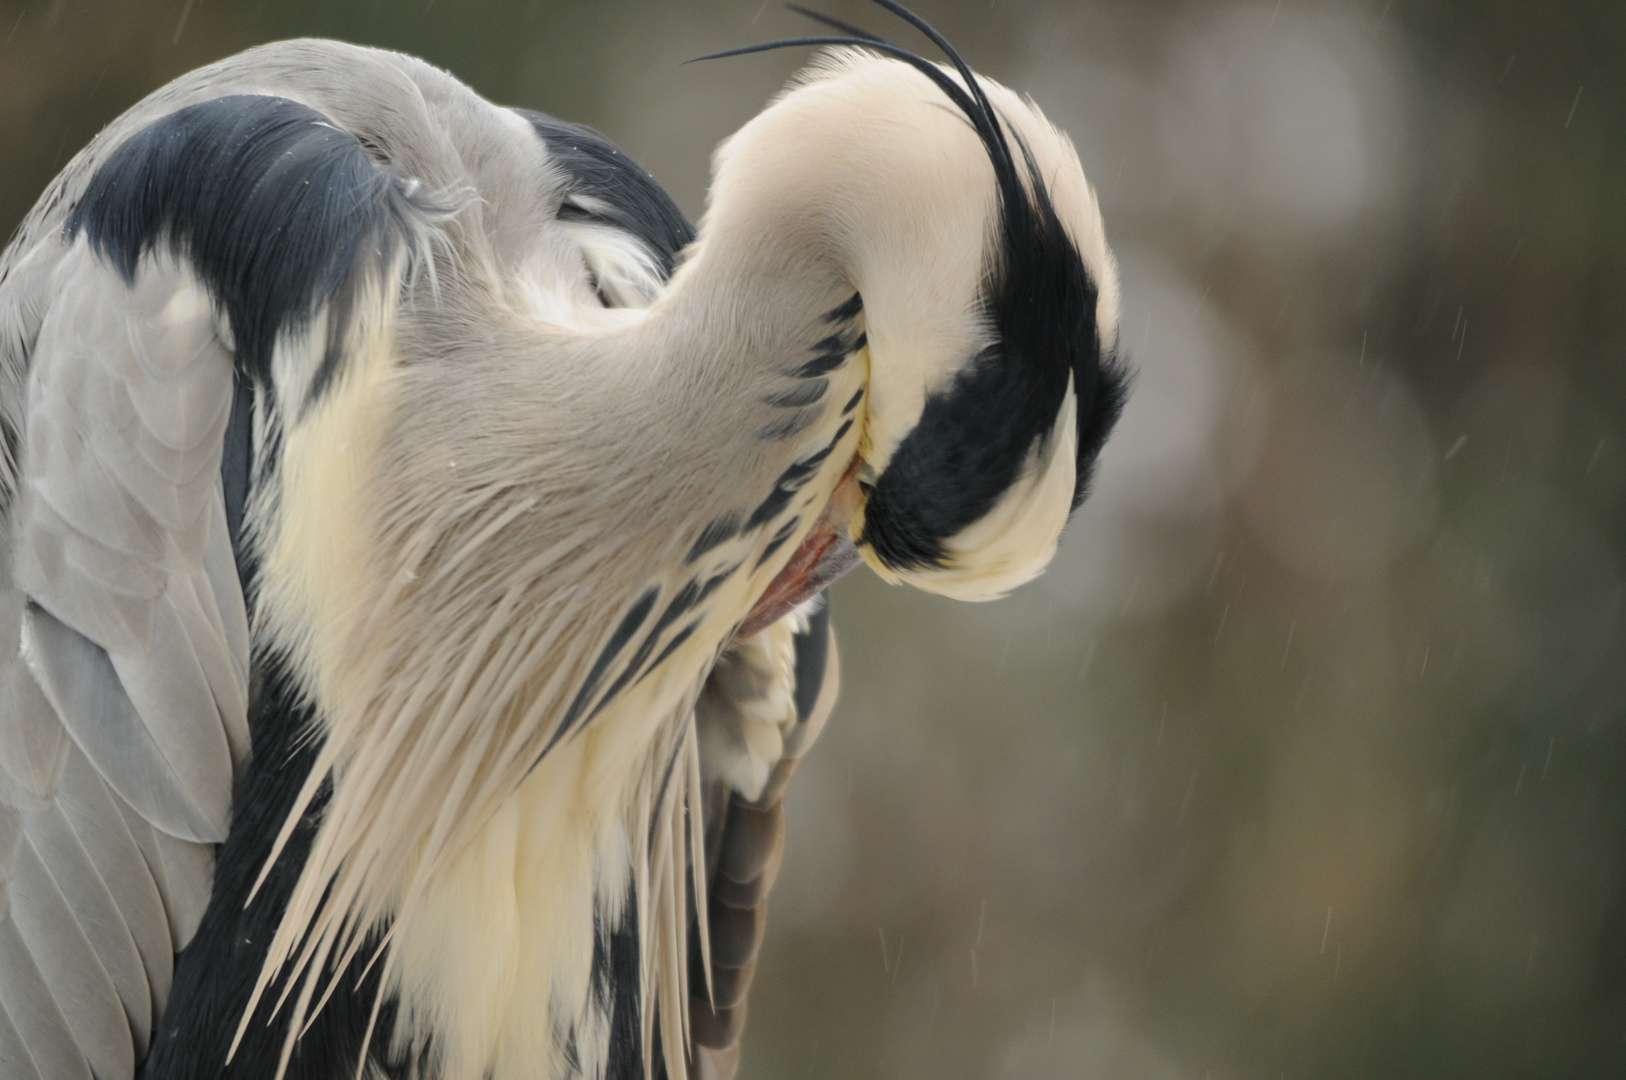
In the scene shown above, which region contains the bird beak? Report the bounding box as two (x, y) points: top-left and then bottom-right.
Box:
(736, 461), (863, 640)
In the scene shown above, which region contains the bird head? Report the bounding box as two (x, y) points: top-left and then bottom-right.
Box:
(705, 36), (1126, 617)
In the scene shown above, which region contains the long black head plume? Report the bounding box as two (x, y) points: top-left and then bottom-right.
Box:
(689, 1), (1026, 220)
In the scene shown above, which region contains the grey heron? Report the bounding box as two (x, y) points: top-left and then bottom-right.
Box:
(0, 2), (1124, 1078)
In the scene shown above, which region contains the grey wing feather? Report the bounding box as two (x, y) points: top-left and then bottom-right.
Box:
(0, 913), (92, 1080)
(690, 604), (839, 1077)
(0, 638), (69, 810)
(53, 749), (173, 1025)
(7, 838), (131, 1079)
(24, 791), (152, 1043)
(201, 496), (252, 698)
(0, 238), (248, 1078)
(0, 986), (45, 1080)
(0, 809), (19, 911)
(125, 808), (215, 949)
(24, 604), (224, 843)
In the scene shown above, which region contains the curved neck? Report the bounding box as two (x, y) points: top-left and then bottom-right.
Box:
(657, 58), (996, 478)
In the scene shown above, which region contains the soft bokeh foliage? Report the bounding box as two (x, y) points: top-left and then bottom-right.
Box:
(4, 1), (1623, 1077)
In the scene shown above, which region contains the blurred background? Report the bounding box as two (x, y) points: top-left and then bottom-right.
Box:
(4, 0), (1624, 1076)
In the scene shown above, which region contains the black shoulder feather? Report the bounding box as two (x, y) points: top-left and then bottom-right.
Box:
(516, 110), (695, 277)
(66, 94), (428, 404)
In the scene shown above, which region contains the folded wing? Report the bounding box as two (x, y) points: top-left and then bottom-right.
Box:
(0, 237), (247, 1079)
